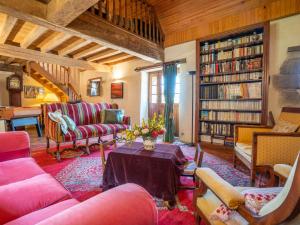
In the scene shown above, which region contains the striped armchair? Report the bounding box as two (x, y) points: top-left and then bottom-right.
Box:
(44, 102), (130, 160)
(234, 107), (300, 184)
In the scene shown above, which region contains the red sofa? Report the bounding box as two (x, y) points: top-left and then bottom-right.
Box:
(44, 102), (130, 160)
(0, 131), (157, 225)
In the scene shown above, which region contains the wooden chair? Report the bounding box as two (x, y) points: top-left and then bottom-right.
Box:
(194, 152), (300, 225)
(234, 107), (300, 184)
(180, 144), (203, 189)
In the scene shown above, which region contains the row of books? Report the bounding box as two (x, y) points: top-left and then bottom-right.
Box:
(200, 83), (262, 99)
(200, 134), (235, 146)
(201, 32), (263, 52)
(200, 111), (261, 123)
(201, 100), (262, 111)
(201, 58), (262, 75)
(201, 72), (262, 83)
(200, 122), (234, 137)
(201, 45), (263, 63)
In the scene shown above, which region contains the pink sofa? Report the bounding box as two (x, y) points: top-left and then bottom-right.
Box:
(0, 131), (157, 225)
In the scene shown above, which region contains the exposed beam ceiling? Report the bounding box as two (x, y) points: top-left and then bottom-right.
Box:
(58, 38), (91, 56)
(0, 15), (17, 43)
(20, 24), (47, 48)
(72, 45), (107, 59)
(106, 56), (138, 66)
(47, 0), (99, 26)
(0, 3), (163, 62)
(0, 43), (110, 72)
(96, 53), (131, 64)
(38, 31), (71, 53)
(86, 49), (119, 62)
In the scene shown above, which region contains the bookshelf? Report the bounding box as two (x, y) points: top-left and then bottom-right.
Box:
(195, 23), (269, 148)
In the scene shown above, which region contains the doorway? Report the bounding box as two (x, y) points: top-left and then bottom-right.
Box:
(148, 71), (180, 136)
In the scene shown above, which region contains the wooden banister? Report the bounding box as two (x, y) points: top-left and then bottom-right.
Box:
(87, 0), (164, 47)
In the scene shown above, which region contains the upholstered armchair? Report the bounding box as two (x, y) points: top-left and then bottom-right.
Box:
(193, 153), (300, 225)
(234, 107), (300, 183)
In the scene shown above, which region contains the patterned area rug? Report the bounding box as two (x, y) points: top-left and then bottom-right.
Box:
(55, 157), (103, 192)
(32, 142), (251, 225)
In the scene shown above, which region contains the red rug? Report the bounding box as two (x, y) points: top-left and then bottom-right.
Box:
(32, 140), (251, 225)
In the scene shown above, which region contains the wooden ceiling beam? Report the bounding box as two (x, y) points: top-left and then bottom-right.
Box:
(106, 56), (138, 66)
(72, 45), (107, 59)
(0, 4), (163, 62)
(0, 43), (111, 72)
(0, 15), (17, 44)
(38, 32), (72, 53)
(68, 12), (163, 62)
(47, 0), (99, 26)
(96, 53), (131, 64)
(86, 49), (119, 62)
(5, 57), (15, 64)
(20, 25), (48, 48)
(58, 39), (91, 56)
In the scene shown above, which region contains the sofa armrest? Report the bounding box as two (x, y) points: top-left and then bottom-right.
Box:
(37, 183), (157, 225)
(122, 115), (131, 126)
(252, 132), (300, 166)
(0, 131), (30, 162)
(45, 117), (63, 143)
(235, 125), (273, 143)
(195, 168), (244, 209)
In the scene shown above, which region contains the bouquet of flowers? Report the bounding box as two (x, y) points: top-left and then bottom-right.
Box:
(123, 113), (165, 148)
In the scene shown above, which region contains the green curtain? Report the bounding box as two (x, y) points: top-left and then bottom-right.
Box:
(163, 63), (177, 142)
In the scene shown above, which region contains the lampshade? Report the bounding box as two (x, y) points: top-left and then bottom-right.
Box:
(43, 93), (59, 102)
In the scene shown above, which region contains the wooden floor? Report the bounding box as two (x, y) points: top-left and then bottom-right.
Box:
(26, 127), (234, 162)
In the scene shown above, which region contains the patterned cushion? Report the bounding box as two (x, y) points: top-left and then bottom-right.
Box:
(48, 111), (68, 135)
(63, 123), (129, 142)
(242, 187), (282, 214)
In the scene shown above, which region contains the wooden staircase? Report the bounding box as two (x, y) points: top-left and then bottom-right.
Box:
(27, 62), (81, 102)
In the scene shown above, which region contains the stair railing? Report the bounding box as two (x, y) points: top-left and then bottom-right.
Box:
(87, 0), (164, 47)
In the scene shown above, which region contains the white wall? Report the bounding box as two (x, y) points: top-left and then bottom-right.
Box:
(269, 14), (300, 119)
(80, 59), (151, 126)
(165, 41), (196, 143)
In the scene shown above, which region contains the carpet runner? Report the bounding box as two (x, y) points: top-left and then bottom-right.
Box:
(32, 141), (251, 225)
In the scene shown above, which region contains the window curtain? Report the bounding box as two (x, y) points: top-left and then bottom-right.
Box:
(163, 63), (177, 142)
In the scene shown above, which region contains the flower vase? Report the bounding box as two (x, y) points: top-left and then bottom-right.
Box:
(143, 137), (156, 150)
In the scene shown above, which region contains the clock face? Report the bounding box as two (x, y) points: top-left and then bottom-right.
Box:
(9, 77), (21, 89)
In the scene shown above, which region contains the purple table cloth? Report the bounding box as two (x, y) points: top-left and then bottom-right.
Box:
(103, 142), (188, 201)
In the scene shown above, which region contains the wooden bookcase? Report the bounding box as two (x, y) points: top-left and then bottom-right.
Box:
(195, 23), (269, 148)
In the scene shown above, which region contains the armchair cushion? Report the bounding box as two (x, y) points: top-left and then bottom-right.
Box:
(272, 120), (299, 133)
(196, 168), (244, 209)
(242, 187), (282, 214)
(235, 142), (252, 163)
(48, 111), (68, 135)
(274, 164), (292, 178)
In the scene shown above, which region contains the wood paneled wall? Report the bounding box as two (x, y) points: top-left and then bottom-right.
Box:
(149, 0), (300, 47)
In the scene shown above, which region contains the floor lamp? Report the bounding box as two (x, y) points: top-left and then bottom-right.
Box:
(188, 71), (196, 146)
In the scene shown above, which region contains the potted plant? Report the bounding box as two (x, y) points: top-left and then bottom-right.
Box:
(123, 113), (165, 150)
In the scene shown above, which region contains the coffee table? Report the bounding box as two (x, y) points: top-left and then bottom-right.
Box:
(102, 142), (187, 203)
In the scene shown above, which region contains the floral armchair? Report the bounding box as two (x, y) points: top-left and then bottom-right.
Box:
(234, 107), (300, 184)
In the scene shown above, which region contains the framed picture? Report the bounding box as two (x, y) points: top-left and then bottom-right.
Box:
(23, 86), (44, 98)
(111, 82), (124, 99)
(87, 77), (102, 97)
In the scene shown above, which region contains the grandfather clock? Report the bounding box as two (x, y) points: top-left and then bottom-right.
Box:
(7, 74), (23, 107)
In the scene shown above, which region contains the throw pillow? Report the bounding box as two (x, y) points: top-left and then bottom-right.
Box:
(62, 115), (76, 131)
(210, 203), (247, 225)
(102, 109), (124, 124)
(241, 187), (282, 214)
(272, 120), (299, 133)
(48, 110), (68, 135)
